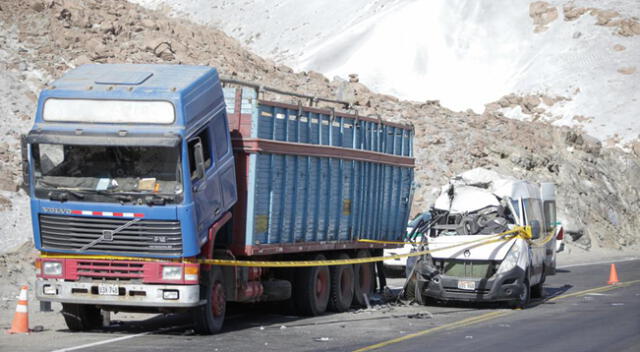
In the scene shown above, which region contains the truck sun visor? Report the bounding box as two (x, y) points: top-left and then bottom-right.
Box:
(26, 129), (181, 147)
(43, 98), (175, 124)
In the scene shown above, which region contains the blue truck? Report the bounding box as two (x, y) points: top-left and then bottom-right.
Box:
(24, 64), (415, 333)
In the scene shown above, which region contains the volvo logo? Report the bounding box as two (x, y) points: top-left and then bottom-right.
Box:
(42, 207), (71, 215)
(464, 249), (471, 258)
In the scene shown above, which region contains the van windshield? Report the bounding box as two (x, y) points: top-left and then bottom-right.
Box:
(430, 203), (516, 237)
(32, 143), (183, 204)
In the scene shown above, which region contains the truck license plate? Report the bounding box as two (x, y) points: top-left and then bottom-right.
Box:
(98, 284), (119, 296)
(457, 280), (476, 290)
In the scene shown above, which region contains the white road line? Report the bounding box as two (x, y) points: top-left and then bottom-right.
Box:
(50, 325), (188, 352)
(558, 256), (639, 269)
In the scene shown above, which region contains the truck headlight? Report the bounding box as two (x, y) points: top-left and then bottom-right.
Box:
(496, 241), (522, 275)
(162, 266), (182, 280)
(43, 261), (62, 276)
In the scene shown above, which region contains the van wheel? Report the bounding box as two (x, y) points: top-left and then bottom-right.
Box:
(295, 254), (330, 316)
(531, 269), (546, 298)
(61, 303), (102, 331)
(414, 279), (426, 305)
(328, 253), (354, 312)
(403, 275), (417, 301)
(193, 267), (226, 334)
(353, 250), (375, 307)
(510, 277), (530, 309)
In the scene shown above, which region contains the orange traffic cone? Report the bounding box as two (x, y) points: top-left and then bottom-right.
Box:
(6, 285), (30, 334)
(607, 264), (620, 285)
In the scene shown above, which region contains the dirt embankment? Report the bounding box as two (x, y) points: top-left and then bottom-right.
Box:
(0, 0), (638, 257)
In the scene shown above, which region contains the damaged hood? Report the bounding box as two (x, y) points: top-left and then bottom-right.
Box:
(428, 235), (516, 261)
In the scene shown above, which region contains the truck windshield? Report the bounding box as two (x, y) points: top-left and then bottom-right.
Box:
(32, 143), (183, 204)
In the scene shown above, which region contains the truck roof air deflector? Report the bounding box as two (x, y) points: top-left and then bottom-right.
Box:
(94, 71), (153, 85)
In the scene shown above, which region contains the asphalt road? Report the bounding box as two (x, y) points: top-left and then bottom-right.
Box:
(2, 258), (639, 352)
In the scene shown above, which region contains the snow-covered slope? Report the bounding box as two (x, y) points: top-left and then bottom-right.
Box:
(131, 0), (639, 148)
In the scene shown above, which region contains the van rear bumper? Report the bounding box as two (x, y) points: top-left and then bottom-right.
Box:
(419, 267), (526, 302)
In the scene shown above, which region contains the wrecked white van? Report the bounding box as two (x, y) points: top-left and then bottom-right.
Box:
(410, 170), (563, 308)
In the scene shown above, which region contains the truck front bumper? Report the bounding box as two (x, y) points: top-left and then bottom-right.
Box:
(36, 279), (203, 308)
(418, 266), (527, 303)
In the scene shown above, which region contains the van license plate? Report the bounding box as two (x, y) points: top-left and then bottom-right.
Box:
(98, 284), (119, 296)
(457, 280), (475, 290)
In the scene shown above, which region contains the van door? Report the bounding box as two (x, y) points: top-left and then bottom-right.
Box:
(523, 198), (545, 285)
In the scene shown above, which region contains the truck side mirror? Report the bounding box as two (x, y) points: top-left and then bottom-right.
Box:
(193, 139), (206, 181)
(530, 220), (541, 239)
(20, 134), (30, 191)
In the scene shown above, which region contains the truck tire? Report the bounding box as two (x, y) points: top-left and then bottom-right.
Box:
(294, 254), (330, 316)
(353, 250), (375, 307)
(193, 266), (226, 334)
(328, 253), (354, 312)
(61, 303), (102, 331)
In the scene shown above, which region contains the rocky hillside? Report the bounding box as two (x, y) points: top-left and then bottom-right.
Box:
(0, 0), (638, 252)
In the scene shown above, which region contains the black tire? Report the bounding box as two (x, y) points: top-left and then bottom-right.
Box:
(294, 254), (330, 316)
(510, 276), (531, 309)
(193, 266), (226, 334)
(274, 268), (297, 314)
(353, 250), (375, 307)
(414, 279), (426, 305)
(531, 268), (546, 299)
(403, 276), (417, 301)
(328, 253), (354, 312)
(61, 303), (102, 331)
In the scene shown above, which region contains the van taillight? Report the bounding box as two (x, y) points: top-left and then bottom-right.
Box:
(556, 228), (564, 240)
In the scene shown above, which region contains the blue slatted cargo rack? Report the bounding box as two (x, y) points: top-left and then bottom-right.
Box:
(222, 80), (415, 257)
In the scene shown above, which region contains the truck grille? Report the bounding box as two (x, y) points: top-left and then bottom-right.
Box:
(74, 260), (145, 281)
(39, 214), (182, 256)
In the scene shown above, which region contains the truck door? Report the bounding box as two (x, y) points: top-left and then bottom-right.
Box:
(188, 126), (223, 237)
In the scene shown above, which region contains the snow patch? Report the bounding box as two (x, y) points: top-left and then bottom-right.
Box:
(130, 0), (640, 147)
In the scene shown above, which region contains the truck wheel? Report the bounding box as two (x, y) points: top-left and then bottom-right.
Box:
(328, 253), (354, 312)
(294, 254), (330, 316)
(193, 266), (226, 334)
(353, 250), (375, 307)
(61, 303), (102, 331)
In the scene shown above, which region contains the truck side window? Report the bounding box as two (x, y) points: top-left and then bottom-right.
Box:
(543, 201), (556, 232)
(188, 128), (212, 180)
(212, 118), (229, 160)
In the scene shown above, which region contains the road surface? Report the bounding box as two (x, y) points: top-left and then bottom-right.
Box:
(1, 258), (638, 352)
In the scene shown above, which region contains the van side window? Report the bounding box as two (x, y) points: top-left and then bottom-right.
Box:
(543, 201), (557, 232)
(523, 198), (544, 239)
(187, 128), (212, 180)
(212, 118), (228, 160)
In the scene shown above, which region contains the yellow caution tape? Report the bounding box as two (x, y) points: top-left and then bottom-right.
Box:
(40, 226), (540, 267)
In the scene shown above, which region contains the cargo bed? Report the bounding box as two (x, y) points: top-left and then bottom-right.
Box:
(224, 87), (415, 256)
